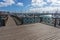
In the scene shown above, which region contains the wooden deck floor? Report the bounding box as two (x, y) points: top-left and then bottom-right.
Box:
(0, 16), (60, 40)
(0, 23), (60, 40)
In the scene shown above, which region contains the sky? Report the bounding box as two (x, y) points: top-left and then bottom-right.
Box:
(0, 0), (60, 13)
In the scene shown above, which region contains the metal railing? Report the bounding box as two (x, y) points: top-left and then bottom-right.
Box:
(10, 13), (60, 27)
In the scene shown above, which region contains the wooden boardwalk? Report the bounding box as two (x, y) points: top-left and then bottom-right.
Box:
(0, 16), (60, 40)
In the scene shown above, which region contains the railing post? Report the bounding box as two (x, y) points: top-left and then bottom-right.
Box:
(59, 19), (60, 26)
(40, 17), (43, 23)
(54, 18), (57, 27)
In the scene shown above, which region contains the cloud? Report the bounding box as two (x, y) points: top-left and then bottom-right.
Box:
(17, 2), (23, 6)
(31, 0), (60, 7)
(0, 0), (15, 7)
(31, 0), (47, 7)
(25, 0), (60, 13)
(46, 0), (60, 6)
(27, 6), (60, 13)
(28, 7), (59, 13)
(0, 0), (24, 7)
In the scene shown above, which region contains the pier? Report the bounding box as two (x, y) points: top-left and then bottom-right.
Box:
(0, 13), (60, 40)
(0, 15), (60, 40)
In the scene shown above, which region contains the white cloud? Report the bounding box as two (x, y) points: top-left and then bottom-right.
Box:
(17, 2), (23, 6)
(0, 0), (24, 7)
(31, 0), (60, 7)
(47, 0), (60, 6)
(25, 0), (60, 13)
(51, 1), (60, 6)
(31, 0), (47, 7)
(26, 6), (60, 13)
(0, 0), (15, 7)
(50, 0), (60, 3)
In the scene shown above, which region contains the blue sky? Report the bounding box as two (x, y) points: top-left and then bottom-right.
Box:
(0, 0), (60, 13)
(0, 0), (31, 12)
